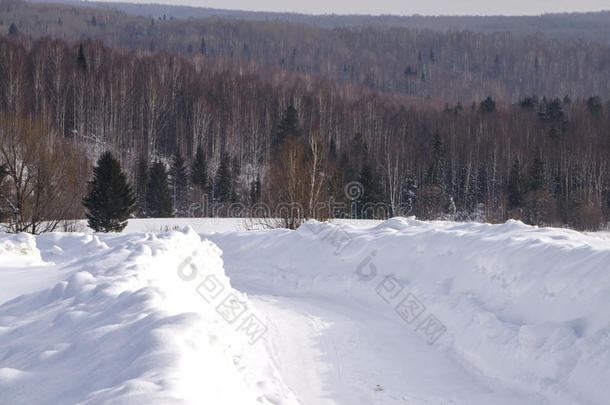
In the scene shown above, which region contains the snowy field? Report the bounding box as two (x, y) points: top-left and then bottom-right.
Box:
(0, 218), (609, 405)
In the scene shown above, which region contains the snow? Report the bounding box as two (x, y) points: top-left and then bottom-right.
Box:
(0, 217), (609, 405)
(0, 229), (297, 405)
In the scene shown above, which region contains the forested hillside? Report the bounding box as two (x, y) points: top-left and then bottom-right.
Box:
(29, 0), (610, 44)
(2, 0), (610, 100)
(1, 33), (609, 231)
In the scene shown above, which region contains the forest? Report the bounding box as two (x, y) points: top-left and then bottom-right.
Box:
(2, 0), (610, 101)
(27, 0), (610, 44)
(0, 0), (609, 232)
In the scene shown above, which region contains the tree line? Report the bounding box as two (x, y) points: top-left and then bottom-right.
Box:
(3, 0), (610, 101)
(0, 34), (609, 232)
(60, 0), (610, 44)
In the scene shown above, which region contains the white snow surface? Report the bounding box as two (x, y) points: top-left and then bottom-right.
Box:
(0, 229), (297, 405)
(1, 217), (609, 405)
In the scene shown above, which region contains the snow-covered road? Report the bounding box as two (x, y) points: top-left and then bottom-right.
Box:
(251, 294), (548, 405)
(1, 218), (609, 405)
(207, 218), (610, 405)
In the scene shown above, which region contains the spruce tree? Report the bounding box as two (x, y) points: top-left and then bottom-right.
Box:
(200, 37), (207, 56)
(135, 158), (148, 217)
(431, 132), (447, 189)
(77, 44), (87, 71)
(507, 158), (524, 209)
(170, 151), (188, 216)
(275, 105), (301, 147)
(8, 23), (18, 36)
(191, 144), (207, 192)
(82, 151), (136, 232)
(358, 163), (383, 218)
(480, 96), (496, 113)
(146, 162), (173, 217)
(329, 138), (337, 161)
(587, 96), (603, 117)
(214, 152), (232, 203)
(0, 165), (7, 222)
(249, 175), (261, 205)
(529, 149), (546, 191)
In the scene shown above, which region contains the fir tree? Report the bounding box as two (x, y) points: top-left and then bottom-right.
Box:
(358, 163), (384, 219)
(82, 151), (136, 232)
(538, 98), (564, 122)
(350, 133), (368, 170)
(91, 15), (97, 26)
(200, 37), (207, 56)
(77, 44), (87, 71)
(214, 152), (232, 203)
(135, 157), (148, 217)
(431, 132), (447, 189)
(587, 96), (603, 117)
(275, 105), (301, 147)
(8, 23), (18, 36)
(329, 138), (337, 161)
(146, 162), (173, 217)
(170, 151), (188, 216)
(0, 165), (7, 222)
(507, 158), (524, 209)
(191, 143), (207, 192)
(529, 149), (546, 191)
(404, 65), (417, 77)
(230, 156), (241, 202)
(480, 96), (496, 113)
(249, 175), (261, 205)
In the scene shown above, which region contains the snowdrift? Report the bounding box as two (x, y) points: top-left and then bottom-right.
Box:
(207, 218), (610, 405)
(1, 218), (608, 405)
(0, 229), (296, 405)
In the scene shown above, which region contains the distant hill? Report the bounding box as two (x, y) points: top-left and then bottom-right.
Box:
(3, 0), (610, 101)
(29, 0), (610, 43)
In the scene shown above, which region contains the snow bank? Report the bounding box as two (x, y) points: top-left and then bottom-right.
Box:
(206, 218), (610, 405)
(0, 228), (297, 405)
(0, 233), (44, 266)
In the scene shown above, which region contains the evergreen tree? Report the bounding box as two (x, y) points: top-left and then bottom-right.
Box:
(230, 156), (241, 202)
(8, 23), (18, 36)
(170, 151), (188, 216)
(91, 15), (97, 26)
(200, 37), (207, 56)
(0, 165), (7, 222)
(191, 143), (207, 192)
(275, 105), (301, 147)
(77, 44), (87, 71)
(507, 158), (524, 209)
(431, 132), (447, 189)
(329, 138), (337, 161)
(249, 175), (261, 205)
(135, 157), (148, 217)
(214, 152), (232, 203)
(480, 96), (496, 113)
(519, 96), (538, 110)
(146, 162), (173, 217)
(404, 65), (417, 77)
(538, 98), (564, 122)
(587, 96), (603, 117)
(358, 163), (384, 218)
(82, 151), (136, 232)
(529, 149), (546, 191)
(350, 133), (368, 171)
